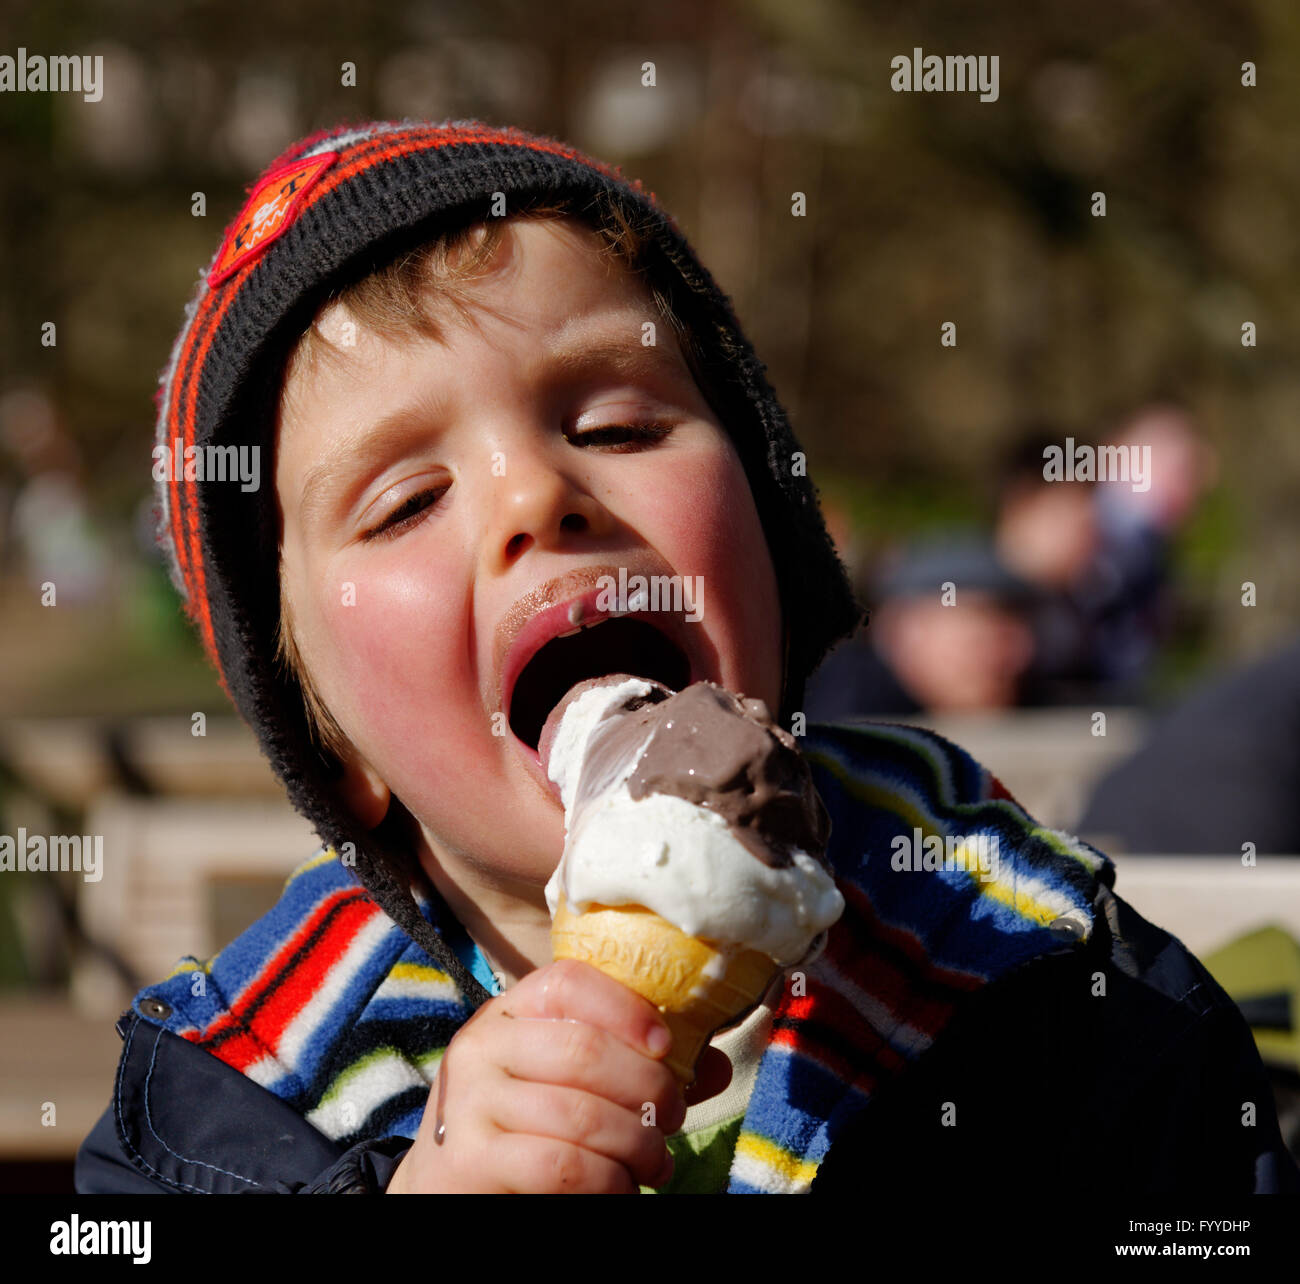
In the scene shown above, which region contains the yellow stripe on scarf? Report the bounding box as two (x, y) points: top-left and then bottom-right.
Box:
(388, 961), (455, 986)
(284, 846), (342, 888)
(806, 750), (1070, 928)
(734, 1132), (820, 1191)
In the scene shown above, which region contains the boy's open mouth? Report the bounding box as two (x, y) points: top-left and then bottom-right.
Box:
(507, 614), (691, 753)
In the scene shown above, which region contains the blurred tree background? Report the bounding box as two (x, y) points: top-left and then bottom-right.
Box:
(1, 0), (1296, 716)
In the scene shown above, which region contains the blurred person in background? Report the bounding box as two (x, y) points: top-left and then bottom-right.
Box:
(804, 535), (1038, 719)
(995, 428), (1109, 704)
(994, 410), (1212, 706)
(0, 387), (109, 605)
(1089, 401), (1217, 686)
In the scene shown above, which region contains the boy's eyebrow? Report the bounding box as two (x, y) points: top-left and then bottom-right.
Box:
(552, 334), (686, 383)
(294, 331), (691, 530)
(296, 390), (447, 531)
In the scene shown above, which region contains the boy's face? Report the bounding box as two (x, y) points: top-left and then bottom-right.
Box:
(274, 217), (783, 900)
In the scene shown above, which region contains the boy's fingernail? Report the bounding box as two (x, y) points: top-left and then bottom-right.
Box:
(646, 1024), (672, 1056)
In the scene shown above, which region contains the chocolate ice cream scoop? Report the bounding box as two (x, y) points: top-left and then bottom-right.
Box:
(539, 674), (831, 870)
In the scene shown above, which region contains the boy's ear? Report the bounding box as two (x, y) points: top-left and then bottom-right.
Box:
(337, 751), (391, 829)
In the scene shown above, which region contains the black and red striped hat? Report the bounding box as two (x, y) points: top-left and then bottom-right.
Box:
(153, 118), (862, 1002)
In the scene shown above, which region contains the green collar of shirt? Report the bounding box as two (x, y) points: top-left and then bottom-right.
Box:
(640, 1001), (774, 1194)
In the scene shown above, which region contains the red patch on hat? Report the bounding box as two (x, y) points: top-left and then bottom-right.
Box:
(207, 151), (338, 288)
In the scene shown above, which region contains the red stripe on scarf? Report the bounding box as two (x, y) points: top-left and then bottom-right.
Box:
(193, 888), (379, 1073)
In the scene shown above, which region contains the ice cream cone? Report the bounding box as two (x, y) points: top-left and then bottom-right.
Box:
(551, 894), (780, 1085)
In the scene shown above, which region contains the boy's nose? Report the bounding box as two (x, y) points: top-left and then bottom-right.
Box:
(488, 448), (614, 569)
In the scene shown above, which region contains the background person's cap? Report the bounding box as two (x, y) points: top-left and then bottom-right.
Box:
(874, 535), (1039, 606)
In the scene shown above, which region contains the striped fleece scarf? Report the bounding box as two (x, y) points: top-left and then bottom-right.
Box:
(133, 720), (1114, 1194)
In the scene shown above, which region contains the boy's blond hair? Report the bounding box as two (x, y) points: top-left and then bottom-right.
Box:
(274, 196), (706, 762)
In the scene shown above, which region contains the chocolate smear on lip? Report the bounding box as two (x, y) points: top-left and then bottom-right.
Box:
(566, 679), (832, 870)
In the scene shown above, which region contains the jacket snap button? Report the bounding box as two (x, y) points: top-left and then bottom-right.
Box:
(1048, 914), (1086, 942)
(140, 998), (172, 1020)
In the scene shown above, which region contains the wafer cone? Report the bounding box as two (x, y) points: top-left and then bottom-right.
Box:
(551, 894), (781, 1085)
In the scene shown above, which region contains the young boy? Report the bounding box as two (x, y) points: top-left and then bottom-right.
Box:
(76, 119), (1296, 1194)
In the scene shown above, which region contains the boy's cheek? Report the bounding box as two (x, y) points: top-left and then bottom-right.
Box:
(316, 565), (469, 740)
(633, 449), (758, 559)
(672, 463), (775, 601)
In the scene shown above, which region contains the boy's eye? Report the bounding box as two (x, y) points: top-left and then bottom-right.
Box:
(359, 425), (671, 541)
(362, 486), (448, 541)
(569, 422), (673, 451)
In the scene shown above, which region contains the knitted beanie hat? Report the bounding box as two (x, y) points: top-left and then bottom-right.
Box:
(153, 118), (863, 1007)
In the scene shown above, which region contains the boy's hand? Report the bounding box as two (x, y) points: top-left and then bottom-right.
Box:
(386, 958), (696, 1193)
